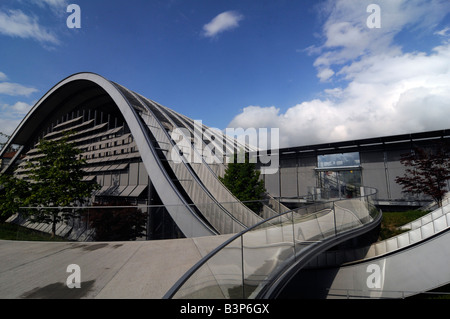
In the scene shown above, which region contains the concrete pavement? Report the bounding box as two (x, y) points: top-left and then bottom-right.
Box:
(0, 235), (231, 299)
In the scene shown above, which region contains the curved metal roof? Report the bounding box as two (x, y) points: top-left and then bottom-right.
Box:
(1, 73), (267, 238)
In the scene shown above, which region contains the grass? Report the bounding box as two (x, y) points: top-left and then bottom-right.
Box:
(0, 222), (64, 241)
(378, 209), (429, 241)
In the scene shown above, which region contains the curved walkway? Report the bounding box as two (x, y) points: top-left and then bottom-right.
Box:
(165, 188), (381, 299)
(0, 235), (231, 299)
(282, 196), (450, 299)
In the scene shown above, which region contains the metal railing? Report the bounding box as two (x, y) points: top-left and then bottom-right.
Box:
(311, 195), (450, 269)
(164, 187), (380, 299)
(327, 287), (450, 299)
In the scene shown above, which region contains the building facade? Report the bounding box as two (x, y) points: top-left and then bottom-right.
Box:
(263, 129), (450, 209)
(1, 73), (448, 241)
(0, 73), (282, 240)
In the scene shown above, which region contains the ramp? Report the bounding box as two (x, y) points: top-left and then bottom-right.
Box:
(284, 196), (450, 299)
(164, 187), (381, 299)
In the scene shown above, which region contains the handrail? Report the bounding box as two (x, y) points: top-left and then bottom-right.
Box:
(327, 287), (450, 299)
(305, 192), (450, 270)
(164, 187), (381, 299)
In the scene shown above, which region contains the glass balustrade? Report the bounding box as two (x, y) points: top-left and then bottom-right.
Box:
(167, 187), (380, 299)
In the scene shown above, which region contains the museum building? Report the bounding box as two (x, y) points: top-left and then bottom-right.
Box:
(1, 73), (448, 240)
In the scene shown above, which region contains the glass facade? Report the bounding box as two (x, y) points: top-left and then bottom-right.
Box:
(316, 152), (362, 199)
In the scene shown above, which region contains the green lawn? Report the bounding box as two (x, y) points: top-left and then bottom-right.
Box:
(378, 209), (429, 241)
(0, 222), (64, 241)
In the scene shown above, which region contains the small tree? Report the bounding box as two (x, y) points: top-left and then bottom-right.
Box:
(24, 133), (99, 237)
(395, 144), (450, 207)
(219, 151), (266, 214)
(0, 173), (31, 222)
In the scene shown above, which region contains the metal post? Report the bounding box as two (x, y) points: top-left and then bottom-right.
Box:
(278, 165), (281, 214)
(333, 201), (337, 235)
(146, 177), (155, 240)
(291, 211), (297, 260)
(241, 235), (245, 298)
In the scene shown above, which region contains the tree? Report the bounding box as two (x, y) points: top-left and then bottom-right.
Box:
(23, 133), (99, 237)
(0, 173), (31, 222)
(219, 151), (266, 214)
(395, 144), (450, 207)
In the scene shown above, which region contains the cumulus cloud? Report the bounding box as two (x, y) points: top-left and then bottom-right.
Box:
(0, 101), (33, 136)
(0, 72), (36, 136)
(203, 11), (244, 38)
(313, 0), (450, 80)
(228, 0), (450, 148)
(0, 118), (21, 137)
(1, 101), (33, 117)
(0, 81), (38, 97)
(0, 9), (59, 44)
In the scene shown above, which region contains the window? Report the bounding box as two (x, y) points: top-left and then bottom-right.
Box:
(317, 152), (360, 168)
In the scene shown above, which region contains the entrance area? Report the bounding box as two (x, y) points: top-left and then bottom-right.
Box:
(316, 168), (362, 199)
(316, 152), (362, 200)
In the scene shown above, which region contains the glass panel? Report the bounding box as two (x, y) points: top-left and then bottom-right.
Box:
(242, 214), (294, 298)
(339, 170), (361, 198)
(317, 170), (362, 199)
(8, 187), (378, 299)
(317, 171), (339, 199)
(173, 236), (244, 299)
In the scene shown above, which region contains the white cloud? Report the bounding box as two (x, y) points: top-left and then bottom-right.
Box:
(317, 67), (335, 82)
(0, 72), (37, 97)
(32, 0), (68, 9)
(0, 9), (59, 44)
(203, 11), (244, 38)
(230, 44), (450, 147)
(0, 82), (38, 97)
(29, 0), (69, 16)
(228, 0), (450, 148)
(435, 27), (450, 37)
(9, 101), (32, 114)
(0, 101), (33, 136)
(312, 0), (450, 80)
(0, 72), (36, 136)
(0, 118), (20, 137)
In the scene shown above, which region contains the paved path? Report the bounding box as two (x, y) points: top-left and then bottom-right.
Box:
(0, 236), (231, 299)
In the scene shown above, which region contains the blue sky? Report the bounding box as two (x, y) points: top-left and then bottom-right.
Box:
(1, 0), (450, 148)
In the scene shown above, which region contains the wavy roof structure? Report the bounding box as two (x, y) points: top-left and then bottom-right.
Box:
(0, 73), (284, 238)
